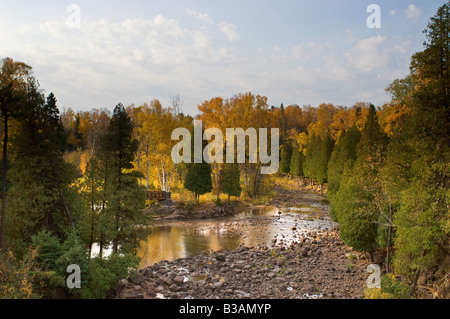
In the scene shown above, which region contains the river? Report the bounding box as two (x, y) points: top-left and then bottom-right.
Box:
(136, 195), (337, 269)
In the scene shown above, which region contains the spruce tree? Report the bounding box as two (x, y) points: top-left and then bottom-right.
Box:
(303, 134), (322, 181)
(290, 142), (305, 177)
(7, 82), (80, 256)
(383, 3), (449, 292)
(98, 103), (147, 254)
(279, 141), (293, 174)
(184, 160), (213, 203)
(333, 105), (388, 260)
(221, 162), (242, 203)
(327, 126), (361, 221)
(316, 132), (334, 184)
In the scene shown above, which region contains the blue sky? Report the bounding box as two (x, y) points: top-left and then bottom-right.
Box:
(0, 1), (447, 115)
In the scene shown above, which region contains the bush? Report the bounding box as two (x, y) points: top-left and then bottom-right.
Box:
(0, 250), (35, 299)
(364, 274), (410, 299)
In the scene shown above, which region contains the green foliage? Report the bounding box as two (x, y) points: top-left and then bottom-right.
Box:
(382, 2), (450, 284)
(289, 142), (305, 177)
(279, 141), (293, 174)
(221, 162), (242, 201)
(184, 161), (213, 203)
(303, 134), (321, 180)
(364, 274), (410, 299)
(330, 106), (388, 255)
(316, 132), (334, 184)
(0, 250), (35, 299)
(80, 253), (140, 299)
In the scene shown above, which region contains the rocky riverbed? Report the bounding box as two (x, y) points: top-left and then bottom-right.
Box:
(118, 182), (370, 299)
(117, 229), (368, 299)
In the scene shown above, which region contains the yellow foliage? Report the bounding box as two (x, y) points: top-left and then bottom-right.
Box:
(0, 250), (36, 299)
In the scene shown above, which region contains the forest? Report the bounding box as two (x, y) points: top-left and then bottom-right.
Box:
(0, 3), (448, 299)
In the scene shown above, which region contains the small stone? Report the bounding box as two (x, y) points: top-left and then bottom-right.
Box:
(214, 281), (224, 291)
(162, 277), (173, 286)
(132, 272), (145, 285)
(173, 276), (185, 286)
(216, 254), (226, 262)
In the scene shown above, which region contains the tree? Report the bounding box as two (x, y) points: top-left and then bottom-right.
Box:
(0, 58), (31, 251)
(326, 125), (361, 221)
(98, 103), (148, 254)
(221, 163), (242, 203)
(316, 132), (334, 184)
(303, 133), (322, 182)
(6, 81), (81, 257)
(382, 2), (449, 295)
(290, 142), (305, 177)
(184, 161), (213, 204)
(332, 105), (388, 260)
(279, 141), (293, 174)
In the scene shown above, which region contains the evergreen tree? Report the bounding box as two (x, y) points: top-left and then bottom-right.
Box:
(382, 2), (449, 293)
(221, 162), (242, 203)
(333, 105), (388, 260)
(316, 132), (334, 184)
(0, 58), (31, 251)
(290, 142), (305, 177)
(6, 82), (81, 257)
(97, 103), (148, 254)
(303, 134), (322, 181)
(279, 141), (293, 174)
(184, 161), (213, 203)
(327, 126), (361, 221)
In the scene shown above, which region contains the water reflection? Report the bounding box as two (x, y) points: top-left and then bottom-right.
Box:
(137, 206), (337, 268)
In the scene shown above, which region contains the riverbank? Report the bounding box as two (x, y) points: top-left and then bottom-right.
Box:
(118, 180), (370, 299)
(117, 228), (368, 299)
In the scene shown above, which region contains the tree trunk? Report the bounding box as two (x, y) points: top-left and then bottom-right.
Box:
(386, 203), (393, 273)
(410, 269), (421, 297)
(0, 113), (7, 251)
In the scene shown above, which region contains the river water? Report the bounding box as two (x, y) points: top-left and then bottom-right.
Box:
(136, 198), (337, 269)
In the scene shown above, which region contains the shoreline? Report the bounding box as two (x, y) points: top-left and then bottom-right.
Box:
(118, 183), (371, 299)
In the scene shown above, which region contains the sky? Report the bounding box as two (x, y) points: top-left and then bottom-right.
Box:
(0, 0), (447, 115)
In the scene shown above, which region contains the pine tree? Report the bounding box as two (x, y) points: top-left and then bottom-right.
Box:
(221, 163), (242, 203)
(279, 141), (293, 174)
(326, 125), (361, 221)
(303, 134), (322, 181)
(0, 58), (31, 251)
(383, 3), (450, 293)
(184, 161), (213, 203)
(6, 82), (80, 257)
(97, 103), (148, 254)
(316, 132), (334, 184)
(290, 142), (305, 177)
(333, 105), (388, 260)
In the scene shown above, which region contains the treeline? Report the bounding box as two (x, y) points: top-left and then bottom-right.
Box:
(0, 62), (149, 298)
(0, 2), (447, 299)
(278, 4), (449, 298)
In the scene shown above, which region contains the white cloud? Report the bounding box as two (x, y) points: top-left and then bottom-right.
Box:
(405, 4), (421, 22)
(186, 8), (213, 24)
(389, 10), (396, 16)
(219, 21), (238, 42)
(345, 36), (411, 73)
